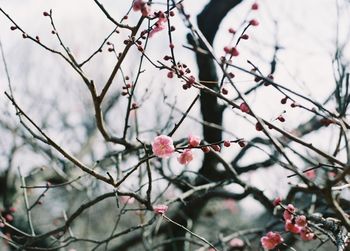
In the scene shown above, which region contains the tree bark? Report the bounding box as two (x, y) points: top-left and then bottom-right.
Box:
(163, 1), (243, 250)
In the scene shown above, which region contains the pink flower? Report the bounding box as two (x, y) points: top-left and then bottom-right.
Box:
(133, 0), (151, 16)
(229, 238), (244, 247)
(149, 11), (167, 37)
(188, 135), (201, 147)
(157, 11), (167, 23)
(285, 220), (302, 234)
(141, 4), (151, 17)
(119, 196), (135, 204)
(4, 214), (13, 222)
(149, 23), (166, 37)
(295, 215), (307, 227)
(132, 0), (143, 11)
(300, 229), (315, 241)
(305, 169), (316, 180)
(283, 210), (292, 221)
(9, 207), (16, 213)
(283, 204), (295, 220)
(287, 204), (296, 212)
(177, 149), (194, 165)
(152, 135), (175, 158)
(261, 231), (283, 250)
(153, 204), (168, 214)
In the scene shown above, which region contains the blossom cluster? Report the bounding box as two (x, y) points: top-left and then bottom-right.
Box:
(151, 134), (199, 165)
(152, 134), (240, 166)
(260, 202), (315, 250)
(132, 1), (169, 38)
(283, 204), (315, 241)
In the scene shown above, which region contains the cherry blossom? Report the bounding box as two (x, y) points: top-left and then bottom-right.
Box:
(119, 196), (135, 204)
(229, 238), (244, 247)
(141, 4), (151, 17)
(260, 231), (283, 250)
(153, 204), (168, 215)
(150, 23), (165, 37)
(5, 214), (13, 222)
(305, 169), (316, 180)
(188, 135), (201, 147)
(283, 204), (295, 220)
(150, 11), (167, 37)
(285, 220), (302, 234)
(132, 0), (151, 17)
(300, 228), (315, 241)
(152, 135), (175, 158)
(280, 205), (315, 241)
(295, 215), (307, 227)
(132, 0), (143, 11)
(177, 149), (194, 165)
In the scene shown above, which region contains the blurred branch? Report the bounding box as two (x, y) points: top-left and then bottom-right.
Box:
(5, 92), (116, 186)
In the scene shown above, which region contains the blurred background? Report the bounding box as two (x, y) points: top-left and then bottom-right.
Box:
(0, 0), (349, 250)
